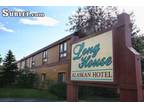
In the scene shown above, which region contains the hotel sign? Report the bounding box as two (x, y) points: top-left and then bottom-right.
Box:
(71, 31), (113, 82)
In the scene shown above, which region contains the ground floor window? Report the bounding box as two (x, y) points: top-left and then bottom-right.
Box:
(58, 72), (65, 82)
(41, 73), (46, 81)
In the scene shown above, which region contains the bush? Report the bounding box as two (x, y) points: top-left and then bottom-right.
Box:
(0, 66), (5, 87)
(38, 80), (52, 90)
(15, 69), (37, 88)
(79, 86), (118, 99)
(48, 82), (66, 99)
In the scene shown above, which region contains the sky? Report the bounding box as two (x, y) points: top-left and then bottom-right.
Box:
(0, 6), (144, 61)
(0, 6), (78, 60)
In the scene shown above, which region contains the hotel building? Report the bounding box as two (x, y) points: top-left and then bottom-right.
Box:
(16, 33), (79, 84)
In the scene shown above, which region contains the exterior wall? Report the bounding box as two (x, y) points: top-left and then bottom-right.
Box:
(28, 57), (31, 68)
(27, 58), (30, 68)
(25, 59), (28, 67)
(67, 39), (71, 60)
(21, 61), (25, 69)
(36, 63), (68, 82)
(17, 62), (20, 69)
(17, 37), (71, 84)
(48, 46), (59, 64)
(34, 52), (43, 66)
(29, 57), (32, 68)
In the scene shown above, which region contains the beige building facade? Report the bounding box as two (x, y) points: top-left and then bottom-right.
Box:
(17, 34), (73, 84)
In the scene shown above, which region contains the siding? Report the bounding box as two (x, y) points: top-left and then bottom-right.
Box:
(34, 52), (42, 66)
(21, 61), (25, 69)
(36, 63), (68, 81)
(48, 45), (59, 64)
(17, 36), (71, 82)
(67, 39), (71, 59)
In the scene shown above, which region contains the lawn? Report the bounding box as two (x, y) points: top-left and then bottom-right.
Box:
(0, 88), (119, 102)
(0, 88), (59, 101)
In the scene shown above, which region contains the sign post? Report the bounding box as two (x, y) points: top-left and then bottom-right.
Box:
(67, 13), (143, 102)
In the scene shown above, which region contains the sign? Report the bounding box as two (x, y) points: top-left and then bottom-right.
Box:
(71, 31), (113, 82)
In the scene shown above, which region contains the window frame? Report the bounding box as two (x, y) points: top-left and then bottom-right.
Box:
(31, 57), (35, 67)
(42, 50), (48, 64)
(41, 73), (46, 81)
(58, 72), (65, 83)
(59, 42), (67, 59)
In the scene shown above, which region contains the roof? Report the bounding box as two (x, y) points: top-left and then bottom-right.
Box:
(16, 34), (73, 63)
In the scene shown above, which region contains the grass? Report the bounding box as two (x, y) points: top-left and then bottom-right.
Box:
(0, 87), (119, 102)
(0, 88), (59, 101)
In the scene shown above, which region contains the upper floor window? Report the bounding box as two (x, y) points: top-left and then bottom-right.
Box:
(31, 57), (35, 67)
(42, 50), (48, 63)
(59, 42), (67, 58)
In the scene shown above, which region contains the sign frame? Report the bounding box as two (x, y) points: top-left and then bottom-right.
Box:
(70, 30), (115, 83)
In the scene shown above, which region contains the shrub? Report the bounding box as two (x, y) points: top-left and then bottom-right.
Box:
(79, 86), (118, 99)
(15, 68), (37, 88)
(38, 80), (51, 90)
(0, 66), (5, 87)
(48, 82), (66, 99)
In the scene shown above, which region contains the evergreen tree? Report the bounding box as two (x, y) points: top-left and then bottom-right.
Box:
(0, 53), (1, 62)
(0, 54), (3, 86)
(2, 50), (18, 85)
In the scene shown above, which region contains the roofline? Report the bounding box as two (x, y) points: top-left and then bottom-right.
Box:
(16, 33), (73, 63)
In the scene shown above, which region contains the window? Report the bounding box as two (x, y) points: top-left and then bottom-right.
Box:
(31, 57), (35, 67)
(41, 73), (46, 81)
(59, 42), (67, 58)
(58, 73), (65, 82)
(42, 50), (48, 63)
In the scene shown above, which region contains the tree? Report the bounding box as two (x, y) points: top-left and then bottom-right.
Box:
(16, 67), (37, 88)
(2, 50), (18, 86)
(67, 6), (118, 36)
(0, 54), (3, 87)
(67, 6), (144, 71)
(0, 54), (2, 64)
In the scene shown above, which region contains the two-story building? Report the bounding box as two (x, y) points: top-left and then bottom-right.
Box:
(16, 34), (76, 84)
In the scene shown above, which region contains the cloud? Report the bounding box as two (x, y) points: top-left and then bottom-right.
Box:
(0, 23), (14, 32)
(20, 16), (59, 26)
(13, 8), (25, 11)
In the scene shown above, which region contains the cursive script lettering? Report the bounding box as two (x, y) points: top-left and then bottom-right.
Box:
(73, 42), (112, 68)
